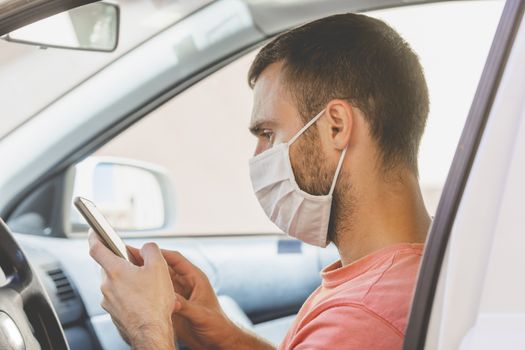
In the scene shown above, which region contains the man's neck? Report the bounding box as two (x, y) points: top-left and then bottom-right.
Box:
(335, 170), (431, 266)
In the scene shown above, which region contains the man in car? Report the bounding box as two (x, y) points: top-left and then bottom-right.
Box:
(88, 12), (431, 350)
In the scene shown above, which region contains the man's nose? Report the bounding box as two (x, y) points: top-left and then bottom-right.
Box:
(254, 141), (269, 156)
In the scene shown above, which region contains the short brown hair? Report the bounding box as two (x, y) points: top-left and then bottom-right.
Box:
(248, 13), (429, 173)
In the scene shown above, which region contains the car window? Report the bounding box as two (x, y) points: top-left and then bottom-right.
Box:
(0, 0), (211, 139)
(86, 0), (503, 236)
(369, 0), (503, 213)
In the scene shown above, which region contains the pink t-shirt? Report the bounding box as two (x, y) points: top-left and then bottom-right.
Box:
(279, 243), (423, 350)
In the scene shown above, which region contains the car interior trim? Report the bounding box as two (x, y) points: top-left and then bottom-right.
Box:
(0, 0), (97, 36)
(403, 0), (525, 348)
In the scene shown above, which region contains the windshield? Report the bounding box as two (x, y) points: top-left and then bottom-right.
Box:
(0, 0), (211, 138)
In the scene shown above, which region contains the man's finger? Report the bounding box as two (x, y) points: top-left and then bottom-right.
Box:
(140, 242), (165, 267)
(173, 292), (198, 319)
(88, 231), (122, 270)
(126, 245), (144, 266)
(170, 272), (191, 298)
(161, 249), (200, 276)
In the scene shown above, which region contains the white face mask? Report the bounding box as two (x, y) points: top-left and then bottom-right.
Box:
(249, 109), (348, 247)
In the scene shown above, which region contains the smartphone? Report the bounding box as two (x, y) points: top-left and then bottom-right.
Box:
(74, 196), (130, 261)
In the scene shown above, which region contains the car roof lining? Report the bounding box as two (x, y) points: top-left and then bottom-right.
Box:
(246, 0), (437, 36)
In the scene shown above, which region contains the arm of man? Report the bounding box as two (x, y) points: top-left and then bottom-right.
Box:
(285, 304), (403, 350)
(88, 232), (177, 350)
(131, 323), (175, 350)
(127, 246), (275, 350)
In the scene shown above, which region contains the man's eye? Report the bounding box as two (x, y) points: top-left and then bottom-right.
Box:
(261, 130), (274, 142)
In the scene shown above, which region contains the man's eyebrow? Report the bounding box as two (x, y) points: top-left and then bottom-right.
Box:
(249, 121), (263, 135)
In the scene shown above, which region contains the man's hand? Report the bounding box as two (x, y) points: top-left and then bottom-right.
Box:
(127, 246), (275, 350)
(88, 231), (176, 350)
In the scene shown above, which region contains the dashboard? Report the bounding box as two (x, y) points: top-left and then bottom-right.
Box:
(21, 243), (101, 349)
(14, 232), (338, 349)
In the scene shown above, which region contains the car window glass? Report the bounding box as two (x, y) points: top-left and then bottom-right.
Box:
(368, 0), (504, 212)
(0, 0), (211, 139)
(88, 0), (503, 236)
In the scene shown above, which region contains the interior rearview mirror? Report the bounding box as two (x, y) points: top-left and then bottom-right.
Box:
(3, 2), (119, 52)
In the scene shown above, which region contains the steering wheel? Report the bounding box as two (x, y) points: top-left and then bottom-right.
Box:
(0, 218), (68, 350)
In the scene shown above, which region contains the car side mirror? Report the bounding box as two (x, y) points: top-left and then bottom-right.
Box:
(69, 157), (176, 234)
(2, 2), (119, 52)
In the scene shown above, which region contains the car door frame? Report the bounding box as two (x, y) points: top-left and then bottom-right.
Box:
(403, 0), (525, 348)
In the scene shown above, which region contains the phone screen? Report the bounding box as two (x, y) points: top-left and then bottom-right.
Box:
(75, 197), (130, 261)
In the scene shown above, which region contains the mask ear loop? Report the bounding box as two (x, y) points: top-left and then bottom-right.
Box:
(287, 108), (348, 195)
(288, 109), (326, 145)
(329, 146), (348, 196)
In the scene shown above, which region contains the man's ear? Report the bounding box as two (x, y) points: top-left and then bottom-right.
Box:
(325, 99), (353, 151)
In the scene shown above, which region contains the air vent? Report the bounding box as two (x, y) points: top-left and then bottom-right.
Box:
(47, 268), (76, 302)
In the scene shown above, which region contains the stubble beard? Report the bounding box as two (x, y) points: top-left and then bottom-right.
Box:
(290, 127), (355, 245)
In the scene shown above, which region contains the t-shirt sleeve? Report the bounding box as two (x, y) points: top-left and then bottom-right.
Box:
(283, 304), (403, 350)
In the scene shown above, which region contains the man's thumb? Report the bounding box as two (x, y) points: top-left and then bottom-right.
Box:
(173, 292), (196, 319)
